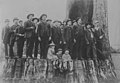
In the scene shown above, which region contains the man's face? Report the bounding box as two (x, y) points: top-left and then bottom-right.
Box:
(29, 15), (33, 20)
(19, 21), (23, 26)
(33, 19), (38, 24)
(87, 25), (91, 29)
(95, 22), (99, 27)
(5, 21), (9, 26)
(73, 22), (77, 26)
(53, 22), (58, 27)
(47, 21), (52, 24)
(42, 16), (47, 21)
(58, 50), (62, 55)
(78, 19), (82, 24)
(63, 22), (66, 25)
(58, 22), (61, 27)
(14, 20), (19, 24)
(67, 21), (72, 26)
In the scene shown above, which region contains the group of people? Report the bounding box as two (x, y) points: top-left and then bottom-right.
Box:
(2, 13), (105, 61)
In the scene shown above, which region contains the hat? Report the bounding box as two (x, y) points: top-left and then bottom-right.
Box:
(85, 22), (94, 28)
(73, 20), (76, 23)
(58, 48), (62, 51)
(53, 20), (59, 23)
(49, 42), (55, 46)
(13, 17), (19, 22)
(46, 19), (52, 22)
(19, 20), (23, 23)
(66, 19), (72, 24)
(76, 17), (82, 22)
(27, 14), (34, 19)
(94, 20), (99, 24)
(58, 21), (62, 24)
(32, 18), (39, 22)
(5, 19), (10, 22)
(40, 14), (47, 20)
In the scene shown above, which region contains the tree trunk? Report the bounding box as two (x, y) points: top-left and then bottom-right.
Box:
(67, 0), (111, 59)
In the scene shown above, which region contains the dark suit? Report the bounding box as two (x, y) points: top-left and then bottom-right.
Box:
(63, 26), (74, 55)
(9, 24), (19, 58)
(85, 29), (96, 60)
(73, 25), (86, 60)
(24, 20), (36, 58)
(38, 21), (51, 59)
(2, 26), (10, 57)
(34, 24), (39, 58)
(16, 25), (25, 58)
(93, 27), (105, 60)
(51, 26), (62, 53)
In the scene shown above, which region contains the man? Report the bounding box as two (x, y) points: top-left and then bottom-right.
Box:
(2, 19), (10, 58)
(73, 18), (85, 60)
(85, 23), (96, 60)
(24, 14), (36, 58)
(9, 18), (19, 58)
(63, 19), (74, 56)
(51, 21), (62, 53)
(46, 19), (52, 25)
(38, 14), (51, 59)
(16, 20), (25, 58)
(93, 21), (105, 60)
(32, 18), (39, 58)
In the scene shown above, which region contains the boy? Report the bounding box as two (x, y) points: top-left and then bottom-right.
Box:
(62, 50), (73, 71)
(47, 42), (58, 60)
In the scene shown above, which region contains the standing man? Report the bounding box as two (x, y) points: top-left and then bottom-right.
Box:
(16, 20), (25, 58)
(73, 18), (85, 60)
(51, 21), (62, 53)
(32, 18), (39, 58)
(93, 21), (105, 60)
(63, 19), (74, 55)
(85, 23), (96, 60)
(9, 18), (19, 58)
(2, 19), (10, 58)
(24, 14), (36, 58)
(38, 14), (51, 59)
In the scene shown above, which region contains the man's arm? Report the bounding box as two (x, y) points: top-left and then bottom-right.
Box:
(2, 27), (5, 41)
(24, 21), (33, 31)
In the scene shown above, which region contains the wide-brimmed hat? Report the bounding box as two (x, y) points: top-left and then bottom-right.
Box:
(66, 19), (72, 24)
(46, 19), (52, 22)
(32, 18), (39, 22)
(27, 14), (34, 19)
(13, 17), (19, 22)
(40, 14), (47, 20)
(58, 48), (62, 51)
(76, 17), (82, 22)
(19, 20), (23, 23)
(49, 42), (55, 47)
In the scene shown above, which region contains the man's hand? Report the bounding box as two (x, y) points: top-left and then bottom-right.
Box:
(99, 35), (103, 39)
(60, 41), (62, 44)
(38, 37), (41, 41)
(13, 30), (16, 33)
(19, 34), (24, 36)
(74, 39), (76, 43)
(64, 42), (66, 44)
(30, 27), (34, 29)
(49, 37), (51, 41)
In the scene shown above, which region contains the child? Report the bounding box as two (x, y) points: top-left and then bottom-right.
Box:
(62, 50), (73, 71)
(47, 43), (58, 60)
(53, 48), (62, 68)
(53, 48), (63, 76)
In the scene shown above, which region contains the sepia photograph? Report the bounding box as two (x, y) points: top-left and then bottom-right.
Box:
(0, 0), (120, 83)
